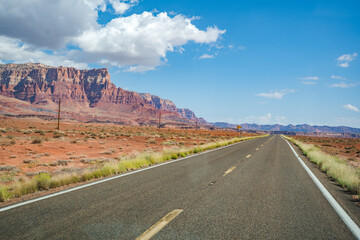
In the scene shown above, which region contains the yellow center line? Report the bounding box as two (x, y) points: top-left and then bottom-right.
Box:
(223, 166), (236, 177)
(136, 209), (183, 240)
(246, 154), (251, 158)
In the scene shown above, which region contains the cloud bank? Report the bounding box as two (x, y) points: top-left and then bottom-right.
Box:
(0, 0), (225, 71)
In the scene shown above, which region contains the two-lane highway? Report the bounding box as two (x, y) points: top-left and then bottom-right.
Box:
(0, 135), (356, 239)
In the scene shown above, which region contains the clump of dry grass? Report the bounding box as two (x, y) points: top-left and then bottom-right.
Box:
(100, 148), (116, 155)
(31, 137), (43, 144)
(53, 131), (66, 138)
(284, 136), (360, 195)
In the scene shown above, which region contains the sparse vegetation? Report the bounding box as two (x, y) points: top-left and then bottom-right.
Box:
(0, 135), (265, 202)
(0, 166), (20, 172)
(31, 137), (43, 144)
(0, 139), (16, 146)
(284, 136), (360, 195)
(22, 129), (33, 134)
(50, 160), (68, 166)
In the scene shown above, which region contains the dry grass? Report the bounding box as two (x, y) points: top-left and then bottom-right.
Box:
(284, 135), (360, 195)
(0, 135), (265, 202)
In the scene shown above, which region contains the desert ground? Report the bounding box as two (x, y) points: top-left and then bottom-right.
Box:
(291, 135), (360, 168)
(0, 116), (255, 185)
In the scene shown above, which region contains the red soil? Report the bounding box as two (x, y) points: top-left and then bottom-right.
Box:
(0, 116), (255, 184)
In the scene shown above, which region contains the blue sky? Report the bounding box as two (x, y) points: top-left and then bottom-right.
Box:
(0, 0), (359, 127)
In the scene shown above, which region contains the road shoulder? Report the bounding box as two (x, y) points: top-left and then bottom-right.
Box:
(285, 138), (360, 226)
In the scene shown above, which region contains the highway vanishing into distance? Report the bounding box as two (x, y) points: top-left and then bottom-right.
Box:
(1, 135), (359, 239)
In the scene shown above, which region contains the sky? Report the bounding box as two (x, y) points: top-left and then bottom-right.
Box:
(0, 0), (359, 127)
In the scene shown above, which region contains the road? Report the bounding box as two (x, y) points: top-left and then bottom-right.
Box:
(0, 135), (357, 239)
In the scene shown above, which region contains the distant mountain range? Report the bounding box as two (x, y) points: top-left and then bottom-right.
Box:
(0, 63), (207, 127)
(212, 122), (360, 134)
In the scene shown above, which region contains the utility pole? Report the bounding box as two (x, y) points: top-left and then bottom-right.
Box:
(57, 98), (61, 130)
(158, 112), (161, 129)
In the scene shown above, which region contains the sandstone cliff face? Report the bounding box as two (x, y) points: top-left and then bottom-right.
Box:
(0, 63), (206, 126)
(0, 63), (152, 107)
(138, 93), (208, 124)
(0, 63), (111, 107)
(139, 93), (177, 112)
(177, 108), (196, 121)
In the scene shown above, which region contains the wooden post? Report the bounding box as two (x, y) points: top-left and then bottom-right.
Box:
(57, 98), (61, 130)
(158, 112), (161, 129)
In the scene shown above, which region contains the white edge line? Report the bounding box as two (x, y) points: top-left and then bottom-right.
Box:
(281, 136), (360, 240)
(0, 136), (265, 213)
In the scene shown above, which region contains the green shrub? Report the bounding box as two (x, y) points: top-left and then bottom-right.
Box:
(193, 148), (201, 153)
(0, 186), (11, 202)
(178, 152), (187, 158)
(162, 155), (171, 161)
(35, 173), (52, 190)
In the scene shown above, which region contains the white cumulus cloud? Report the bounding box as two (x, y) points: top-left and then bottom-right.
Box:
(109, 0), (138, 14)
(0, 1), (225, 72)
(256, 89), (295, 99)
(343, 104), (359, 112)
(337, 52), (357, 68)
(75, 12), (225, 71)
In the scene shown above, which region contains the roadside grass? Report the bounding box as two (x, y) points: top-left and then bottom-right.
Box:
(0, 135), (266, 202)
(283, 135), (360, 195)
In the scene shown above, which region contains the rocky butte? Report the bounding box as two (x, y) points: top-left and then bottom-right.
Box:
(0, 63), (207, 127)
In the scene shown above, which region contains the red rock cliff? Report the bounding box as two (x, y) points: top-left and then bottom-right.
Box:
(0, 63), (209, 126)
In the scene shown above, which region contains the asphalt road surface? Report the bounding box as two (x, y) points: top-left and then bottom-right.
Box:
(0, 135), (357, 239)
